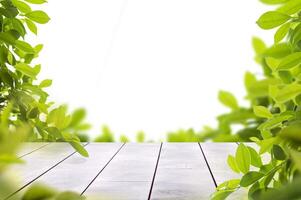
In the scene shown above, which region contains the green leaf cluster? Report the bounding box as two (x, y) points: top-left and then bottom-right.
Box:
(211, 0), (301, 199)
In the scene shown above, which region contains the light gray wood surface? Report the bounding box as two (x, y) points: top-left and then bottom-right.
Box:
(84, 143), (161, 200)
(201, 143), (239, 185)
(6, 143), (82, 199)
(10, 142), (244, 200)
(20, 143), (123, 194)
(150, 143), (215, 200)
(17, 143), (49, 158)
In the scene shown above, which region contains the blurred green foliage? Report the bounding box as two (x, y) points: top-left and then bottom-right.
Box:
(210, 0), (301, 199)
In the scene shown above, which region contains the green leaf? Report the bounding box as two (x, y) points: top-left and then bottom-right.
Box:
(274, 23), (290, 43)
(235, 143), (251, 174)
(11, 0), (32, 13)
(277, 52), (301, 70)
(25, 10), (50, 24)
(258, 112), (294, 130)
(253, 106), (273, 119)
(240, 171), (265, 187)
(15, 63), (37, 78)
(259, 137), (277, 154)
(260, 0), (288, 4)
(252, 37), (267, 54)
(24, 0), (47, 4)
(0, 32), (17, 45)
(25, 19), (37, 35)
(15, 40), (35, 53)
(69, 108), (86, 127)
(290, 149), (301, 171)
(256, 11), (291, 30)
(275, 83), (301, 103)
(136, 131), (145, 142)
(279, 121), (301, 143)
(39, 79), (52, 88)
(227, 155), (240, 173)
(277, 0), (301, 15)
(218, 91), (239, 110)
(211, 190), (235, 200)
(264, 43), (291, 58)
(70, 141), (89, 157)
(272, 145), (286, 160)
(248, 146), (263, 168)
(28, 107), (39, 118)
(22, 184), (57, 200)
(55, 191), (85, 200)
(11, 18), (26, 37)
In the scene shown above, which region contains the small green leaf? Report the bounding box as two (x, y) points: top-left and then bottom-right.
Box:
(277, 0), (301, 15)
(274, 23), (290, 43)
(70, 141), (89, 157)
(55, 191), (85, 200)
(277, 52), (301, 70)
(227, 155), (240, 173)
(211, 190), (235, 200)
(218, 91), (239, 110)
(240, 171), (265, 187)
(28, 107), (39, 118)
(25, 10), (50, 24)
(11, 18), (26, 37)
(0, 32), (17, 45)
(11, 0), (32, 13)
(235, 143), (251, 174)
(248, 146), (263, 168)
(279, 121), (301, 143)
(275, 83), (301, 103)
(252, 37), (267, 54)
(256, 11), (291, 30)
(259, 137), (277, 154)
(260, 0), (288, 4)
(15, 63), (37, 78)
(39, 79), (52, 88)
(253, 106), (273, 119)
(22, 184), (57, 200)
(272, 145), (286, 160)
(24, 0), (47, 4)
(15, 40), (35, 53)
(258, 112), (294, 130)
(25, 19), (37, 35)
(264, 43), (291, 58)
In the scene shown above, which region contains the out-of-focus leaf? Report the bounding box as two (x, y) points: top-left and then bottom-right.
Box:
(256, 11), (291, 30)
(218, 91), (239, 110)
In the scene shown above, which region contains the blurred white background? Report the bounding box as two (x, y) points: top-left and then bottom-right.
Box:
(33, 0), (274, 140)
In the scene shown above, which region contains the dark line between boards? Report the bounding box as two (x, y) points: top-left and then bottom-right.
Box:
(5, 143), (90, 200)
(18, 143), (50, 159)
(80, 143), (126, 196)
(147, 142), (163, 200)
(198, 143), (218, 188)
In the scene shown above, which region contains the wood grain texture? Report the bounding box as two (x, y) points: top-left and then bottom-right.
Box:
(84, 143), (161, 200)
(150, 143), (215, 200)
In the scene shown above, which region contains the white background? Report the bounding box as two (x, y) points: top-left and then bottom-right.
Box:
(33, 0), (274, 140)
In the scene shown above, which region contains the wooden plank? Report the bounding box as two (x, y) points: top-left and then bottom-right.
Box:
(17, 143), (49, 158)
(24, 143), (124, 193)
(150, 143), (215, 200)
(201, 142), (239, 185)
(83, 143), (161, 200)
(6, 143), (82, 199)
(201, 143), (250, 199)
